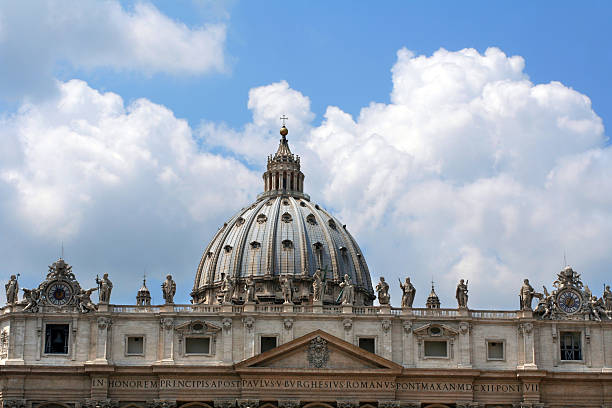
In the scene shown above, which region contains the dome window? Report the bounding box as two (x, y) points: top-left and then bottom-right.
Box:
(250, 241), (261, 249)
(281, 212), (292, 223)
(315, 204), (320, 210)
(206, 251), (213, 258)
(282, 240), (293, 249)
(306, 214), (317, 225)
(282, 199), (290, 206)
(265, 200), (273, 206)
(235, 217), (245, 226)
(257, 214), (268, 224)
(339, 246), (347, 254)
(328, 220), (337, 230)
(224, 245), (233, 253)
(299, 201), (307, 207)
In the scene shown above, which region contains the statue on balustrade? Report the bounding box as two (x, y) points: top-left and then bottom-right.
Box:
(281, 275), (293, 304)
(22, 288), (40, 312)
(399, 277), (416, 308)
(519, 279), (536, 310)
(456, 279), (469, 308)
(96, 273), (113, 304)
(604, 285), (612, 312)
(375, 276), (390, 305)
(312, 268), (323, 302)
(244, 276), (256, 303)
(588, 295), (606, 322)
(5, 274), (19, 305)
(220, 274), (234, 304)
(161, 274), (176, 304)
(338, 273), (354, 305)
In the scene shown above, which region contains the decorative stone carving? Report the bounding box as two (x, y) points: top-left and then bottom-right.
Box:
(399, 277), (416, 308)
(342, 318), (353, 331)
(278, 400), (300, 408)
(378, 400), (400, 408)
(0, 329), (9, 359)
(161, 274), (176, 304)
(97, 316), (112, 330)
(243, 316), (255, 331)
(519, 322), (533, 336)
(76, 287), (98, 313)
(22, 287), (40, 312)
(307, 335), (329, 368)
(381, 319), (391, 332)
(95, 273), (113, 304)
(237, 400), (259, 408)
(222, 317), (232, 331)
(214, 400), (236, 408)
(160, 318), (174, 331)
(459, 321), (470, 334)
(84, 399), (119, 408)
(376, 277), (390, 305)
(5, 274), (19, 305)
(283, 317), (294, 330)
(336, 400), (358, 408)
(403, 321), (413, 333)
(147, 401), (177, 408)
(456, 279), (469, 308)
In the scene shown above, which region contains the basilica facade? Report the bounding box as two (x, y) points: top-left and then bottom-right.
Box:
(1, 126), (611, 408)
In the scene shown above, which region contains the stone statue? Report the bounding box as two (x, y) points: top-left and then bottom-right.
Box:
(584, 285), (592, 300)
(375, 277), (390, 305)
(519, 279), (535, 310)
(538, 285), (556, 319)
(220, 274), (234, 304)
(604, 285), (612, 312)
(588, 295), (605, 322)
(338, 274), (354, 305)
(312, 269), (323, 302)
(96, 273), (113, 304)
(244, 276), (256, 303)
(281, 275), (293, 304)
(5, 275), (19, 305)
(161, 275), (176, 304)
(76, 288), (98, 313)
(456, 279), (469, 308)
(399, 277), (416, 308)
(22, 288), (40, 312)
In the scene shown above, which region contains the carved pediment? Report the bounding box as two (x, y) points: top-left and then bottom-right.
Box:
(174, 320), (221, 334)
(236, 329), (401, 373)
(413, 323), (459, 338)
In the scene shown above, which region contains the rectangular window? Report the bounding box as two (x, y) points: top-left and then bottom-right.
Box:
(487, 340), (504, 360)
(560, 331), (582, 361)
(424, 340), (447, 358)
(185, 337), (211, 355)
(260, 336), (277, 353)
(358, 337), (375, 354)
(44, 324), (69, 354)
(126, 336), (144, 355)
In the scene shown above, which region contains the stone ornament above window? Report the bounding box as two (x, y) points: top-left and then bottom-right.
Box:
(256, 214), (268, 224)
(307, 335), (329, 368)
(306, 214), (317, 225)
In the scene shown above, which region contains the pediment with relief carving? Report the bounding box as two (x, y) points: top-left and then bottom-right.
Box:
(235, 329), (402, 373)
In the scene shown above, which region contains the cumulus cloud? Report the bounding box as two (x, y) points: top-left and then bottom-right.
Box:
(0, 1), (227, 100)
(0, 79), (258, 303)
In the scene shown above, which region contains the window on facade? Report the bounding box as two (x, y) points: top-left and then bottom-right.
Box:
(424, 340), (447, 358)
(487, 341), (504, 360)
(560, 331), (582, 361)
(185, 337), (211, 355)
(126, 336), (144, 355)
(358, 337), (375, 353)
(44, 324), (69, 354)
(260, 336), (277, 353)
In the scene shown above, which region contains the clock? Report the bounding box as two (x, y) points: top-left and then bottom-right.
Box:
(46, 281), (73, 306)
(557, 289), (582, 314)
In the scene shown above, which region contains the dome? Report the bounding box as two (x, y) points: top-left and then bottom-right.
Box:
(192, 125), (374, 306)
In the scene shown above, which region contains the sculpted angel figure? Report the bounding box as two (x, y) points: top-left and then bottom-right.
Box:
(5, 275), (19, 305)
(456, 279), (469, 308)
(161, 275), (176, 304)
(76, 288), (98, 313)
(22, 288), (40, 312)
(589, 295), (605, 322)
(399, 277), (416, 308)
(375, 277), (390, 305)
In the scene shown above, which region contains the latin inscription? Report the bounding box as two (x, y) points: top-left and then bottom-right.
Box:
(100, 378), (536, 393)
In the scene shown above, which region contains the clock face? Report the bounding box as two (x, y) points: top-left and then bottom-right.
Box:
(46, 281), (73, 306)
(557, 289), (582, 314)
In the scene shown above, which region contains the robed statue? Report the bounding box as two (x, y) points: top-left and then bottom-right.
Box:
(161, 274), (176, 304)
(338, 274), (355, 305)
(5, 274), (19, 305)
(375, 277), (390, 305)
(519, 279), (536, 310)
(96, 273), (113, 304)
(399, 277), (416, 308)
(456, 279), (469, 308)
(312, 269), (323, 302)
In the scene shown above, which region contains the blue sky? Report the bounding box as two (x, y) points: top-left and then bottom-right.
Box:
(1, 1), (611, 308)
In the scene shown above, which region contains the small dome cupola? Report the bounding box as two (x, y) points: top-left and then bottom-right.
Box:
(426, 281), (441, 309)
(262, 117), (305, 196)
(136, 276), (151, 306)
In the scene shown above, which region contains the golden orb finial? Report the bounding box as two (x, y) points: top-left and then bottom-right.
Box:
(280, 125), (288, 137)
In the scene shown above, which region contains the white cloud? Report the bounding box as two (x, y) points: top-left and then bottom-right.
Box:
(0, 1), (227, 100)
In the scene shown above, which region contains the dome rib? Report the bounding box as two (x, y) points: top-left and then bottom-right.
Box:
(301, 199), (340, 281)
(231, 200), (267, 280)
(289, 197), (308, 275)
(265, 197), (281, 275)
